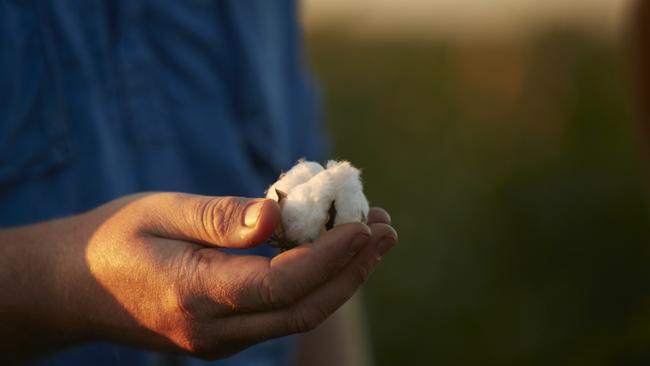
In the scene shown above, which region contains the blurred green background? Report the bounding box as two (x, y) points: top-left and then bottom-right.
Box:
(306, 25), (650, 365)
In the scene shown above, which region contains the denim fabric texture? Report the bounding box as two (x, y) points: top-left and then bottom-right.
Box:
(0, 1), (324, 364)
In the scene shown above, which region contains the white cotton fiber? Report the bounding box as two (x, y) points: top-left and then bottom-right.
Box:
(326, 160), (369, 226)
(266, 159), (369, 245)
(266, 160), (324, 201)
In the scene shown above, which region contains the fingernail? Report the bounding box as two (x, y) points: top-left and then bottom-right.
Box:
(349, 234), (370, 256)
(244, 200), (265, 227)
(377, 237), (396, 257)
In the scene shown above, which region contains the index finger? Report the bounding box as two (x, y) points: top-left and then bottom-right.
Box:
(367, 207), (391, 225)
(258, 223), (371, 307)
(199, 223), (371, 313)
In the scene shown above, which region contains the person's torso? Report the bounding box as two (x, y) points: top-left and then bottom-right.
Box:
(0, 1), (325, 364)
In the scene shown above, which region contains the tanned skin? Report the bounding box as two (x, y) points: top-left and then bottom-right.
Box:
(0, 192), (397, 363)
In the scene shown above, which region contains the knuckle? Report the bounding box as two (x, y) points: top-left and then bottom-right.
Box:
(353, 263), (371, 284)
(289, 307), (327, 333)
(196, 196), (243, 243)
(257, 272), (291, 308)
(172, 249), (210, 321)
(173, 289), (195, 324)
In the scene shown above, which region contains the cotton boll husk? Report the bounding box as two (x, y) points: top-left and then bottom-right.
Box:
(282, 169), (336, 242)
(325, 160), (370, 226)
(266, 160), (324, 201)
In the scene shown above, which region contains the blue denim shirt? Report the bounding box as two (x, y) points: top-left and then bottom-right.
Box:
(0, 1), (324, 365)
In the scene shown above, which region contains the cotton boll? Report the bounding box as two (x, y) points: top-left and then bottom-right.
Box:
(326, 160), (369, 226)
(266, 160), (324, 201)
(282, 169), (336, 242)
(267, 159), (370, 249)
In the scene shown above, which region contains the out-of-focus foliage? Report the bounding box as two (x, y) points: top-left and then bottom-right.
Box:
(307, 28), (650, 366)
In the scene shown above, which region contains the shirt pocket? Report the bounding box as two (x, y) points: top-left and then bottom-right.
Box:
(0, 2), (70, 187)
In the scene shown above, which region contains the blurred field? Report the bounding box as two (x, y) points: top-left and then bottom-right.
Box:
(307, 28), (650, 365)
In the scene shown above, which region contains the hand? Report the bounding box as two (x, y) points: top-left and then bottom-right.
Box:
(296, 207), (394, 366)
(0, 193), (397, 361)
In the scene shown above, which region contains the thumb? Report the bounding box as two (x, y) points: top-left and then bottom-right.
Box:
(137, 193), (280, 249)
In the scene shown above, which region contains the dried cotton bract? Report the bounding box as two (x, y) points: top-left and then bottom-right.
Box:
(266, 160), (369, 250)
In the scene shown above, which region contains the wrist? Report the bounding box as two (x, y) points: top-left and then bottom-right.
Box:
(0, 217), (88, 358)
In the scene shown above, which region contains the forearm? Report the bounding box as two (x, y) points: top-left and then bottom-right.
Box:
(0, 218), (85, 362)
(0, 194), (397, 363)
